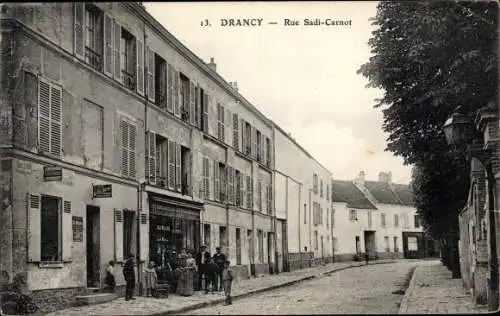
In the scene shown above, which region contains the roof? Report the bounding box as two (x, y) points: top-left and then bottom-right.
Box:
(391, 183), (414, 206)
(364, 181), (414, 206)
(331, 180), (377, 210)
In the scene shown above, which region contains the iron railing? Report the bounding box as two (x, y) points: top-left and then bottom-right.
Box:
(85, 46), (102, 72)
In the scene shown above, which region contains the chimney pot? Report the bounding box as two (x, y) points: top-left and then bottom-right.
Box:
(207, 57), (217, 72)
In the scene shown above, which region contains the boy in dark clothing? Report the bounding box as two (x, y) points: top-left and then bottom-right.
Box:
(213, 247), (227, 291)
(123, 253), (136, 301)
(204, 258), (218, 294)
(195, 245), (211, 291)
(364, 248), (369, 265)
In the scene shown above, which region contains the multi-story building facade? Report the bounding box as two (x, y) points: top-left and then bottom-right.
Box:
(331, 171), (430, 261)
(274, 124), (334, 271)
(0, 2), (275, 310)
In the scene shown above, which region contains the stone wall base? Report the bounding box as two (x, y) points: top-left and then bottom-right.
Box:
(232, 265), (250, 282)
(376, 252), (404, 260)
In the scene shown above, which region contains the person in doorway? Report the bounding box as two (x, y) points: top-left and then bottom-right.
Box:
(144, 261), (158, 297)
(364, 248), (369, 265)
(195, 245), (211, 290)
(213, 247), (227, 291)
(222, 260), (233, 305)
(105, 261), (116, 293)
(204, 257), (218, 294)
(123, 253), (136, 301)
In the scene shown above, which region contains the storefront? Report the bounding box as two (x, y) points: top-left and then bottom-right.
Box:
(148, 194), (202, 270)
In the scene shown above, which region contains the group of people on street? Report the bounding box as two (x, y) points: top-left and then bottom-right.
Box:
(104, 246), (233, 305)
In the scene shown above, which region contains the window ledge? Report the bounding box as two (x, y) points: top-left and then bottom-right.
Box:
(39, 261), (68, 269)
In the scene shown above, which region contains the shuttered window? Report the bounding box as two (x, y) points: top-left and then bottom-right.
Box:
(233, 113), (239, 150)
(202, 157), (210, 199)
(175, 143), (181, 192)
(214, 160), (220, 201)
(246, 175), (252, 209)
(266, 137), (271, 167)
(103, 14), (113, 76)
(257, 181), (262, 211)
(174, 70), (181, 117)
(136, 40), (144, 96)
(113, 20), (121, 82)
(195, 85), (201, 128)
(227, 166), (234, 205)
(168, 140), (176, 189)
(38, 79), (62, 157)
(120, 120), (136, 178)
(202, 92), (209, 132)
(267, 184), (272, 214)
(114, 209), (124, 262)
(167, 63), (174, 113)
(251, 126), (257, 158)
(146, 131), (156, 184)
(146, 47), (154, 101)
(217, 103), (225, 142)
(189, 81), (196, 125)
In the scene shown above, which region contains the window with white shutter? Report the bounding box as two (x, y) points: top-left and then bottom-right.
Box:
(266, 137), (271, 167)
(202, 91), (209, 132)
(114, 209), (124, 262)
(258, 181), (262, 211)
(146, 131), (156, 184)
(233, 113), (239, 150)
(202, 157), (210, 199)
(38, 79), (62, 157)
(146, 47), (154, 101)
(189, 81), (196, 125)
(214, 160), (220, 201)
(27, 193), (41, 262)
(103, 14), (113, 76)
(113, 20), (121, 82)
(174, 70), (181, 117)
(175, 143), (181, 192)
(136, 40), (144, 96)
(168, 140), (175, 189)
(167, 63), (174, 113)
(217, 103), (225, 142)
(256, 130), (261, 162)
(120, 120), (136, 179)
(251, 126), (257, 158)
(62, 200), (72, 261)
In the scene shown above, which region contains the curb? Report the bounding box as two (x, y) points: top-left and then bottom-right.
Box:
(154, 260), (398, 315)
(397, 264), (419, 314)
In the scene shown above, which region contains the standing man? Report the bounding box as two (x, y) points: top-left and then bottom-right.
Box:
(195, 245), (211, 290)
(213, 246), (227, 291)
(123, 253), (136, 301)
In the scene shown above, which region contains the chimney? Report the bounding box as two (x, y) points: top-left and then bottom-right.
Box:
(233, 81), (238, 91)
(207, 57), (217, 72)
(354, 170), (365, 185)
(378, 171), (392, 183)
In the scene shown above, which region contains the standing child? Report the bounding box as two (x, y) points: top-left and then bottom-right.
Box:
(105, 261), (116, 293)
(222, 260), (233, 305)
(144, 261), (158, 297)
(204, 258), (217, 294)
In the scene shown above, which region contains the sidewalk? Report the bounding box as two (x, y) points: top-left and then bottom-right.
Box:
(398, 260), (490, 314)
(44, 259), (396, 316)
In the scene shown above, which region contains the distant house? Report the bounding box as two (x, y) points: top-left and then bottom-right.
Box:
(332, 171), (438, 262)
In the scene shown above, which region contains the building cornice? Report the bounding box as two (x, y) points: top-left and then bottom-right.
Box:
(124, 2), (273, 127)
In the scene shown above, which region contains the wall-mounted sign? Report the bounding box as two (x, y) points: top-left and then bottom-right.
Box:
(72, 216), (83, 242)
(93, 184), (112, 198)
(476, 240), (488, 263)
(43, 166), (62, 181)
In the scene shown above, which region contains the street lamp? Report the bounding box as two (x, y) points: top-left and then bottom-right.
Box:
(443, 107), (499, 311)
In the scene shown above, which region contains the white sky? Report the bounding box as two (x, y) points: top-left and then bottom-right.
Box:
(144, 1), (413, 184)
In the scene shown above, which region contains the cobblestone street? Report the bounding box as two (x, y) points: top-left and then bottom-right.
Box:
(183, 262), (417, 315)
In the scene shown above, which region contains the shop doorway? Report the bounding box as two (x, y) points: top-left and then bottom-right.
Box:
(86, 205), (100, 288)
(364, 230), (376, 260)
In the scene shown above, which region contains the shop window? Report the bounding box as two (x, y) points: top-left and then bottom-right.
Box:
(41, 196), (61, 262)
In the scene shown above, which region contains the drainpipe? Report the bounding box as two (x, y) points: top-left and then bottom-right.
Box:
(225, 146), (229, 256)
(271, 134), (278, 274)
(298, 183), (302, 269)
(138, 26), (149, 296)
(309, 188), (312, 265)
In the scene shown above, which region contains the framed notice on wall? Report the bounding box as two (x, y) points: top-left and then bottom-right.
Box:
(72, 216), (83, 242)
